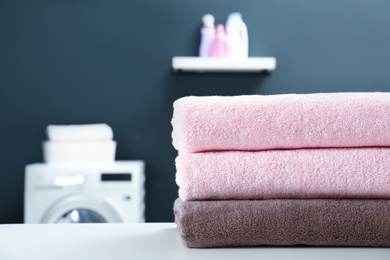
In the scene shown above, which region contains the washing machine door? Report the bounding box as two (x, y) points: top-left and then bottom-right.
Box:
(41, 194), (126, 223)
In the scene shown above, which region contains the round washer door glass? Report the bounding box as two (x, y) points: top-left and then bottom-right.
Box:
(57, 208), (107, 223)
(41, 194), (125, 223)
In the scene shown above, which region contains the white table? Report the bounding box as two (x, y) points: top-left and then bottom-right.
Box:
(1, 223), (389, 260)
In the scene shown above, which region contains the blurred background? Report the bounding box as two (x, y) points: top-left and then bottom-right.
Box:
(1, 0), (390, 223)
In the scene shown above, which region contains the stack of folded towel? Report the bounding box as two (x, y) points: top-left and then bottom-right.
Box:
(43, 123), (116, 164)
(171, 92), (390, 248)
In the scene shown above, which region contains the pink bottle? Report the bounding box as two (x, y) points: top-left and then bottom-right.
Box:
(210, 24), (229, 58)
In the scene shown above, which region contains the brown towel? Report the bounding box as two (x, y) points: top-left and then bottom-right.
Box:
(174, 198), (390, 248)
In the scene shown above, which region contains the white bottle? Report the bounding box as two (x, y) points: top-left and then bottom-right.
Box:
(225, 12), (248, 59)
(199, 14), (215, 57)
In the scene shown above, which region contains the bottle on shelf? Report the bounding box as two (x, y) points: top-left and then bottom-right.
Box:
(198, 14), (215, 57)
(210, 24), (229, 58)
(225, 12), (248, 59)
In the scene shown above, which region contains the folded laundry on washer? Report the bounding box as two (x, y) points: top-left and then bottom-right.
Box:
(171, 92), (390, 153)
(176, 148), (390, 201)
(43, 140), (117, 164)
(46, 123), (113, 142)
(174, 198), (390, 248)
(44, 123), (116, 164)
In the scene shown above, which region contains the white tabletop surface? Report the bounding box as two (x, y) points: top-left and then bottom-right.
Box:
(1, 223), (389, 260)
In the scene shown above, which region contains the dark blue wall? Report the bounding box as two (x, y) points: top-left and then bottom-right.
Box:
(1, 0), (390, 223)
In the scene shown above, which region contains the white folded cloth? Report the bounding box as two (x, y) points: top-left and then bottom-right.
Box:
(43, 123), (116, 164)
(46, 124), (113, 142)
(43, 141), (117, 164)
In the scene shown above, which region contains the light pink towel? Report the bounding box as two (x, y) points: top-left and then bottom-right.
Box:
(176, 148), (390, 201)
(172, 93), (390, 153)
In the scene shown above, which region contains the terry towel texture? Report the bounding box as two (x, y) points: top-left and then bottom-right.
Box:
(176, 148), (390, 201)
(172, 93), (390, 248)
(172, 93), (390, 153)
(174, 199), (390, 248)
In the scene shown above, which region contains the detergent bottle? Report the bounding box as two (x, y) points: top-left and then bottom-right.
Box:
(225, 12), (248, 59)
(198, 14), (215, 57)
(210, 24), (229, 58)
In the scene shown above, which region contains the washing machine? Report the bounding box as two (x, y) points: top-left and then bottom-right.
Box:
(24, 161), (145, 223)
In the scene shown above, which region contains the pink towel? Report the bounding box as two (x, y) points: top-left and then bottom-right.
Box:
(176, 148), (390, 201)
(172, 93), (390, 153)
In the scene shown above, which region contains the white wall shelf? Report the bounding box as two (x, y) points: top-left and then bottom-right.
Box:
(172, 56), (276, 73)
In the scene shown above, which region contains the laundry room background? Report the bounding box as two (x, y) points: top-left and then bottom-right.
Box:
(1, 0), (390, 223)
